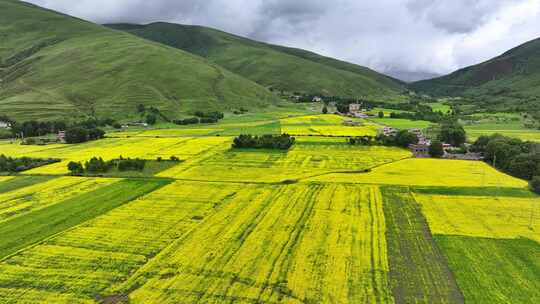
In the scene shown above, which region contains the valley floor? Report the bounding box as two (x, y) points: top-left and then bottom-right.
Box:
(0, 114), (538, 303)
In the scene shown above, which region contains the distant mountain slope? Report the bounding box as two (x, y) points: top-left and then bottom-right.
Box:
(411, 38), (540, 112)
(106, 22), (404, 98)
(0, 0), (279, 121)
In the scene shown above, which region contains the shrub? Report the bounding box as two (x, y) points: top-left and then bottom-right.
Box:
(232, 134), (295, 150)
(67, 161), (84, 175)
(117, 158), (146, 171)
(173, 117), (199, 125)
(0, 154), (60, 173)
(146, 114), (157, 125)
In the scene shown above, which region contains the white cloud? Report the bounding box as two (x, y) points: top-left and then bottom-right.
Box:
(25, 0), (540, 77)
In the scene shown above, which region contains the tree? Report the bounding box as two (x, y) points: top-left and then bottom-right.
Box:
(65, 127), (88, 144)
(530, 176), (540, 194)
(322, 106), (328, 114)
(429, 140), (444, 158)
(378, 111), (384, 118)
(146, 114), (157, 125)
(395, 130), (418, 147)
(440, 122), (466, 146)
(67, 161), (84, 175)
(88, 128), (105, 140)
(137, 104), (146, 113)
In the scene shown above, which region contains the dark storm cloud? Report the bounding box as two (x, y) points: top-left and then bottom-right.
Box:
(25, 0), (540, 78)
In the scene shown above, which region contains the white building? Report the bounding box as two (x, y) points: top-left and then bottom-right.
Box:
(0, 121), (11, 129)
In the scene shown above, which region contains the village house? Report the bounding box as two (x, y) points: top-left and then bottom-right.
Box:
(312, 96), (323, 102)
(57, 131), (66, 143)
(349, 103), (362, 113)
(409, 143), (430, 157)
(378, 126), (398, 137)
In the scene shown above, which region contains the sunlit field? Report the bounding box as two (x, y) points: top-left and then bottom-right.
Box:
(0, 112), (537, 303)
(309, 158), (528, 188)
(280, 114), (380, 136)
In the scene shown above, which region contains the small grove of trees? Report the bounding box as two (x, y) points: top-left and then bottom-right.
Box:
(471, 134), (540, 193)
(439, 120), (466, 146)
(137, 104), (169, 125)
(348, 130), (418, 148)
(68, 157), (147, 175)
(65, 127), (105, 144)
(0, 154), (60, 173)
(173, 111), (225, 125)
(173, 117), (200, 125)
(10, 120), (67, 138)
(232, 134), (295, 150)
(195, 111), (224, 123)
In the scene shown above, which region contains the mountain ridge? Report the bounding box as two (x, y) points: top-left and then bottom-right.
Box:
(411, 37), (540, 112)
(0, 0), (280, 121)
(106, 22), (404, 98)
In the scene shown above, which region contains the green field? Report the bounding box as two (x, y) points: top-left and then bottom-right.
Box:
(0, 115), (537, 303)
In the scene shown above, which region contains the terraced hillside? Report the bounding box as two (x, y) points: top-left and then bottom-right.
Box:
(106, 22), (404, 98)
(411, 37), (540, 113)
(0, 0), (279, 121)
(0, 114), (538, 303)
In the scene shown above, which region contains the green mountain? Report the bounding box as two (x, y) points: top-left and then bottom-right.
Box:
(106, 22), (404, 98)
(411, 38), (540, 112)
(0, 0), (279, 121)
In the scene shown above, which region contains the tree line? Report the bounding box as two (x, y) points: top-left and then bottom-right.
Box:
(233, 134), (295, 150)
(68, 157), (147, 175)
(4, 117), (113, 144)
(471, 134), (540, 194)
(173, 111), (225, 125)
(0, 154), (60, 173)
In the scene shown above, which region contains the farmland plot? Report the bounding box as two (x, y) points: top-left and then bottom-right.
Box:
(159, 137), (411, 182)
(0, 176), (55, 194)
(0, 137), (228, 174)
(309, 158), (529, 188)
(436, 236), (540, 304)
(280, 115), (379, 136)
(0, 176), (117, 223)
(381, 186), (464, 303)
(114, 184), (393, 304)
(0, 181), (243, 303)
(414, 193), (540, 242)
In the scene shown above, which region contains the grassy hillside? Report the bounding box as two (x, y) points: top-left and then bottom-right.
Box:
(0, 0), (279, 121)
(411, 38), (540, 113)
(106, 22), (404, 98)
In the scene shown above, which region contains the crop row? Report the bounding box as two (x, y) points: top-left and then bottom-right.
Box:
(0, 176), (117, 223)
(115, 184), (392, 303)
(0, 181), (243, 303)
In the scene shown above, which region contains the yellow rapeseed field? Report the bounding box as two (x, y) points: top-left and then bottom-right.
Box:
(414, 194), (540, 242)
(0, 181), (245, 303)
(0, 177), (118, 222)
(116, 184), (393, 303)
(159, 137), (411, 182)
(309, 158), (529, 188)
(280, 114), (379, 136)
(0, 176), (14, 183)
(0, 137), (229, 174)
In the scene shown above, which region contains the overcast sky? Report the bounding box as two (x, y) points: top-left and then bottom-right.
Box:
(27, 0), (540, 80)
